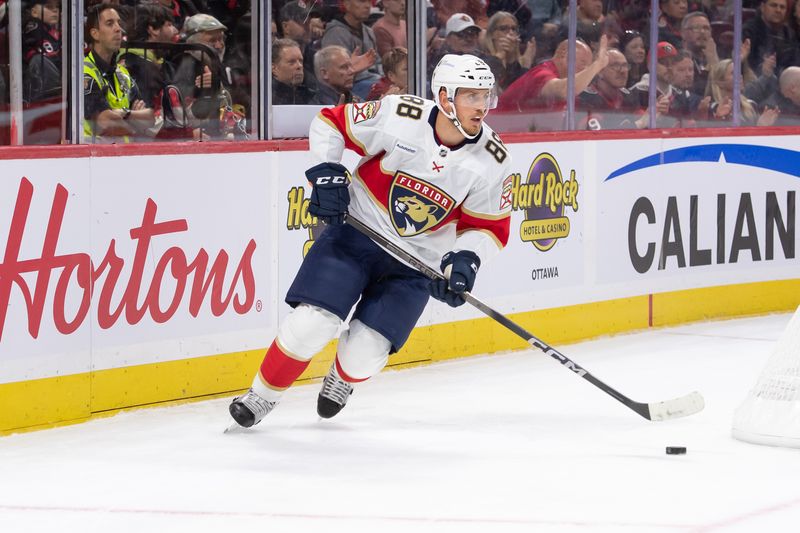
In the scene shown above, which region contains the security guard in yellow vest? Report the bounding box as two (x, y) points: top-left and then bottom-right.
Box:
(84, 4), (154, 142)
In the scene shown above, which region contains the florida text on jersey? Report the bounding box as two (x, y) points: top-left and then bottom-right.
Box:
(308, 94), (514, 269)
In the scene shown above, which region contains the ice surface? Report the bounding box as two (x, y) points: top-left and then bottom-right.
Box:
(1, 313), (798, 533)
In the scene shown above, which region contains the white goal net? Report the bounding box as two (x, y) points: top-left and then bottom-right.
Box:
(732, 307), (800, 448)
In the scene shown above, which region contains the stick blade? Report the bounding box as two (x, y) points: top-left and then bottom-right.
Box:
(646, 391), (705, 421)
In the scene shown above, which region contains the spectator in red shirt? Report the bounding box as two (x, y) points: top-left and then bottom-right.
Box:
(496, 35), (609, 112)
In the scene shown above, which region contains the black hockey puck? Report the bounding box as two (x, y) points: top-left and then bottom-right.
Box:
(666, 446), (687, 455)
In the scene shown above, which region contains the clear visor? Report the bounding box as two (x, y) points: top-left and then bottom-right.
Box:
(453, 88), (498, 111)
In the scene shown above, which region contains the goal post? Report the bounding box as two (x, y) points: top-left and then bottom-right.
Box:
(732, 307), (800, 448)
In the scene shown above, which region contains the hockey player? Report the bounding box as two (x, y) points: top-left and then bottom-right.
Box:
(228, 54), (513, 428)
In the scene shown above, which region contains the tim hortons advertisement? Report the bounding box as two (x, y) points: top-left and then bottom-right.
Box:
(0, 153), (273, 384)
(597, 139), (799, 293)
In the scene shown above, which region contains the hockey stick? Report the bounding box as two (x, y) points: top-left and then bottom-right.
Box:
(345, 215), (705, 421)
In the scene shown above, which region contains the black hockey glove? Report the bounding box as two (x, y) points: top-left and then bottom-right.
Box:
(429, 250), (481, 307)
(305, 162), (351, 225)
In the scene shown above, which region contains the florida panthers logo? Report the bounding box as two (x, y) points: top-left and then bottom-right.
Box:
(352, 101), (381, 124)
(389, 173), (454, 237)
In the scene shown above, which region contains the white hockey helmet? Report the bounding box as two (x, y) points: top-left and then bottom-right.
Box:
(431, 54), (497, 139)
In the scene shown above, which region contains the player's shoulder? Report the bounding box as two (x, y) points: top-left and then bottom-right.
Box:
(465, 122), (511, 171)
(360, 95), (435, 137)
(473, 121), (507, 152)
(378, 94), (436, 115)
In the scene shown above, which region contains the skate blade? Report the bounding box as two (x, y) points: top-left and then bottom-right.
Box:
(223, 422), (248, 434)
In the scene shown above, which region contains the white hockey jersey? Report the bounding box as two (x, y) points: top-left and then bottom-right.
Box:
(309, 94), (513, 269)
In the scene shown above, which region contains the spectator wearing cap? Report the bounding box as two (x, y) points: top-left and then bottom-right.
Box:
(496, 36), (610, 114)
(22, 0), (62, 102)
(372, 0), (407, 57)
(311, 45), (362, 105)
(280, 1), (313, 43)
(321, 0), (383, 100)
(272, 38), (316, 105)
(680, 12), (718, 96)
(171, 13), (245, 139)
(629, 41), (681, 125)
(428, 13), (483, 77)
(280, 1), (323, 92)
(84, 4), (154, 142)
(444, 13), (482, 54)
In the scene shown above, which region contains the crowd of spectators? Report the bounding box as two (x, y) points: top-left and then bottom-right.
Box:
(4, 0), (800, 144)
(270, 0), (800, 132)
(5, 0), (253, 143)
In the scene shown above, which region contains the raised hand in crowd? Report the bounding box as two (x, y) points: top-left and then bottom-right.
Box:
(757, 106), (781, 126)
(713, 97), (733, 119)
(656, 93), (671, 116)
(697, 95), (712, 119)
(350, 45), (377, 74)
(741, 38), (751, 62)
(593, 33), (610, 71)
(520, 36), (536, 69)
(492, 31), (519, 63)
(310, 18), (325, 40)
(195, 65), (213, 88)
(634, 93), (672, 128)
(427, 27), (445, 53)
(761, 53), (777, 79)
(702, 33), (719, 66)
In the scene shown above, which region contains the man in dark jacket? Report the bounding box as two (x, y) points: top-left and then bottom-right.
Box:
(762, 66), (800, 124)
(743, 0), (799, 76)
(310, 45), (361, 105)
(272, 38), (316, 105)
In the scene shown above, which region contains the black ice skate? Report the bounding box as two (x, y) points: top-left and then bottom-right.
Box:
(317, 364), (353, 419)
(229, 389), (277, 428)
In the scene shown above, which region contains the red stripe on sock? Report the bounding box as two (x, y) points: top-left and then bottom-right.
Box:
(259, 340), (310, 389)
(335, 357), (369, 383)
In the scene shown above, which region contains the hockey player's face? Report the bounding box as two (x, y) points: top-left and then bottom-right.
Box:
(453, 88), (492, 135)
